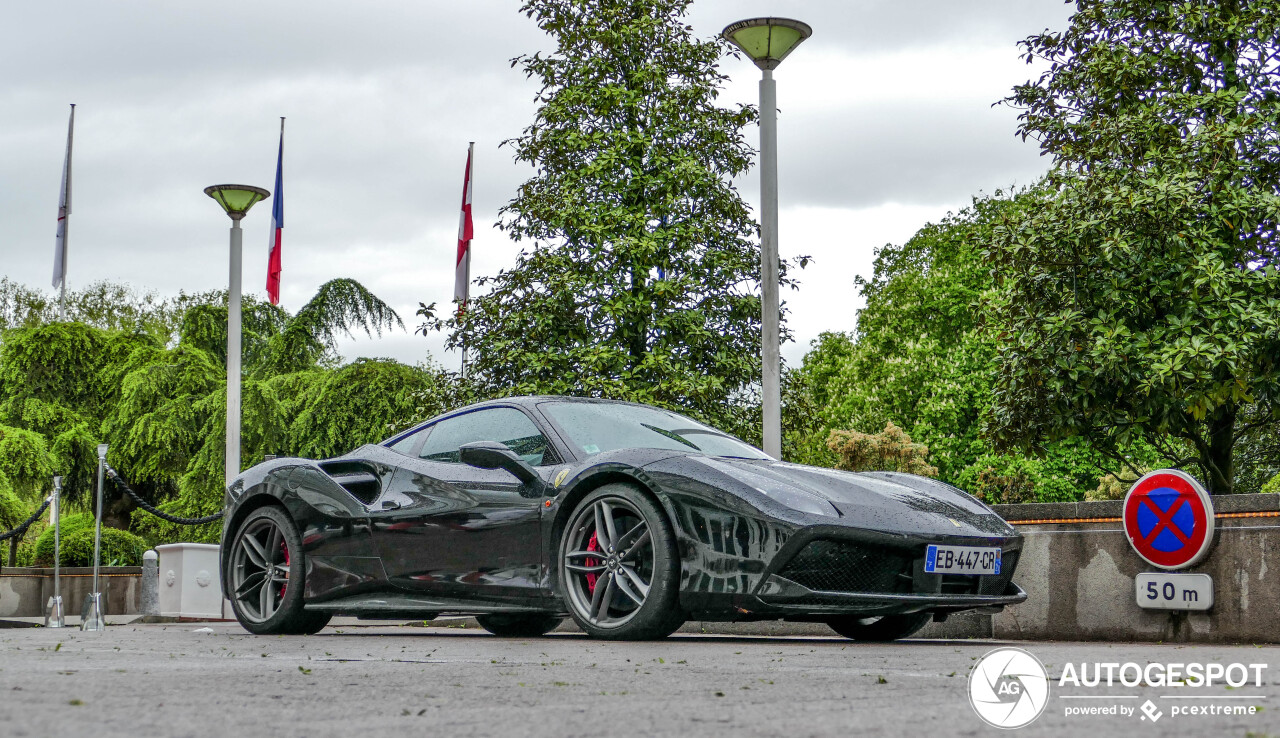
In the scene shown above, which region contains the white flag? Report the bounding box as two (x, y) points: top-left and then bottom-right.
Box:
(53, 105), (75, 289)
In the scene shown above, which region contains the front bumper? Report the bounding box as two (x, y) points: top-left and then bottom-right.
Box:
(681, 523), (1027, 620)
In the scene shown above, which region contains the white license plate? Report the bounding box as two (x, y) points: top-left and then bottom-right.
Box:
(1135, 573), (1213, 611)
(925, 544), (1002, 575)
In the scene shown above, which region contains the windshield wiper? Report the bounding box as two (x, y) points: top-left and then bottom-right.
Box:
(640, 423), (701, 451)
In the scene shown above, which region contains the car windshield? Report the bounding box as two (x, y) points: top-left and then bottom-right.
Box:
(540, 401), (770, 460)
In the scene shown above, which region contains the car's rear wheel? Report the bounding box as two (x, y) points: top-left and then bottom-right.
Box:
(228, 506), (331, 635)
(559, 484), (683, 640)
(825, 612), (931, 641)
(476, 613), (563, 637)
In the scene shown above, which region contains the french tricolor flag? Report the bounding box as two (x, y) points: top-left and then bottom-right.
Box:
(266, 119), (285, 305)
(454, 143), (474, 315)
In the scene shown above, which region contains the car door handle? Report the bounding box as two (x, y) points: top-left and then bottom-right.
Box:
(381, 500), (401, 510)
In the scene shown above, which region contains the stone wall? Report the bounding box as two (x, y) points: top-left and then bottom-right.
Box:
(973, 493), (1278, 643)
(0, 567), (141, 618)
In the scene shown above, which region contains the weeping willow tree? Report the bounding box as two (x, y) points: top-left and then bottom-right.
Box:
(0, 424), (58, 564)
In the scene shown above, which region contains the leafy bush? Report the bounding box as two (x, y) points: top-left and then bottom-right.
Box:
(31, 513), (95, 566)
(59, 526), (146, 567)
(827, 423), (938, 477)
(1261, 473), (1280, 496)
(953, 448), (1100, 505)
(1087, 469), (1149, 502)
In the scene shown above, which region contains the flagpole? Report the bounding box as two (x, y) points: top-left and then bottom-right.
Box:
(465, 139), (476, 378)
(55, 104), (75, 320)
(457, 141), (475, 380)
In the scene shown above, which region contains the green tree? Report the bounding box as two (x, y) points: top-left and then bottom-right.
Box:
(988, 0), (1280, 493)
(796, 191), (1144, 502)
(446, 0), (797, 427)
(0, 277), (220, 344)
(0, 277), (410, 542)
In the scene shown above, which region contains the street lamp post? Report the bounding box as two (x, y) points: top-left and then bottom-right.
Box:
(204, 185), (270, 488)
(722, 17), (811, 459)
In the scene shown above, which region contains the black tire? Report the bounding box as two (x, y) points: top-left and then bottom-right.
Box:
(826, 612), (931, 641)
(227, 506), (327, 635)
(558, 484), (684, 640)
(284, 610), (333, 635)
(476, 613), (563, 637)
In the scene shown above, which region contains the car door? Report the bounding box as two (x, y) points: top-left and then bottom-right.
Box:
(369, 406), (554, 604)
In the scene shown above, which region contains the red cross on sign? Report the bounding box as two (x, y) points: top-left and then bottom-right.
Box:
(1122, 470), (1215, 570)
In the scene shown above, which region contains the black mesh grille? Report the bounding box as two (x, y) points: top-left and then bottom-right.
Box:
(776, 540), (913, 594)
(980, 550), (1018, 595)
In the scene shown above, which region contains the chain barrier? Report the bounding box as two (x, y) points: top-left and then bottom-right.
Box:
(0, 497), (52, 542)
(104, 464), (224, 525)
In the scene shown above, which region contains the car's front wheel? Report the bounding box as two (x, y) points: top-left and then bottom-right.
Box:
(228, 506), (331, 635)
(825, 612), (931, 641)
(559, 484), (684, 640)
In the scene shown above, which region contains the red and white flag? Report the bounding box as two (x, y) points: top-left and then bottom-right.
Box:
(52, 104), (75, 290)
(454, 143), (474, 314)
(266, 119), (285, 305)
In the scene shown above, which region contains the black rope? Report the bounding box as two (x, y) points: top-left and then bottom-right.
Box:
(0, 497), (52, 542)
(105, 464), (224, 525)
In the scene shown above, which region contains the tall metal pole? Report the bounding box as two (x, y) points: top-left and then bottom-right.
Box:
(92, 449), (105, 594)
(759, 70), (781, 459)
(52, 477), (61, 601)
(82, 445), (107, 631)
(46, 476), (65, 627)
(226, 218), (243, 487)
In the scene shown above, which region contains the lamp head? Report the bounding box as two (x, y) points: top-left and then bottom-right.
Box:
(722, 17), (812, 71)
(97, 443), (109, 461)
(204, 184), (270, 221)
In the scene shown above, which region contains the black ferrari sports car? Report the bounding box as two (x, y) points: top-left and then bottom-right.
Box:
(220, 396), (1026, 640)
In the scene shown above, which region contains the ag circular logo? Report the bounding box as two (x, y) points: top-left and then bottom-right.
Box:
(969, 647), (1050, 729)
(1123, 469), (1215, 569)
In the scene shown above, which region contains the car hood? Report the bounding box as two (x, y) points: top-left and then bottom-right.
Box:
(690, 457), (1016, 539)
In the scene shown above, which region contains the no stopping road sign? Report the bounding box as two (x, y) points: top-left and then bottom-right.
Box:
(1123, 469), (1215, 570)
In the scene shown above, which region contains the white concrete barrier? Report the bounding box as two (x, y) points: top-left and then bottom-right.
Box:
(155, 543), (227, 620)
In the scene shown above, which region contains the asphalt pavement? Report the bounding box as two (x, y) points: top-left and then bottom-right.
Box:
(0, 619), (1276, 738)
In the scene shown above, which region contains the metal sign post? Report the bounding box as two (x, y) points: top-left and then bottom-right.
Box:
(44, 476), (65, 628)
(81, 445), (108, 632)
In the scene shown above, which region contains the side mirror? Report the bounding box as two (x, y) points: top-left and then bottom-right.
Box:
(459, 441), (546, 496)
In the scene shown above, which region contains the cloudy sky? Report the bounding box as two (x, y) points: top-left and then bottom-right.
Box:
(2, 0), (1072, 370)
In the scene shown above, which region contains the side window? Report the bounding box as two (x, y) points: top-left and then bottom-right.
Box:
(417, 408), (553, 466)
(387, 426), (431, 456)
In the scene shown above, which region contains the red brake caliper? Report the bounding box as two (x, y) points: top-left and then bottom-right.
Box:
(280, 541), (290, 598)
(584, 532), (600, 594)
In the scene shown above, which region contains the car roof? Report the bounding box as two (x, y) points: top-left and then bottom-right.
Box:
(382, 395), (674, 446)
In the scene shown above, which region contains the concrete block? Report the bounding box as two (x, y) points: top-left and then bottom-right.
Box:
(155, 543), (225, 619)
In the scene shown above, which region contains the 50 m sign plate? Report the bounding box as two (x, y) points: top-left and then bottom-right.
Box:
(1135, 572), (1213, 611)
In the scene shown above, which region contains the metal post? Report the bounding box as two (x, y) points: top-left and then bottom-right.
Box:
(226, 218), (243, 487)
(759, 69), (781, 459)
(45, 476), (65, 627)
(82, 444), (108, 631)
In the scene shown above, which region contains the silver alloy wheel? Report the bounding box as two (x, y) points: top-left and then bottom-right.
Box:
(230, 517), (290, 623)
(563, 497), (655, 629)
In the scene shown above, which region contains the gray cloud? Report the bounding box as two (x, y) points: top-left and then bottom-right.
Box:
(2, 0), (1073, 368)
